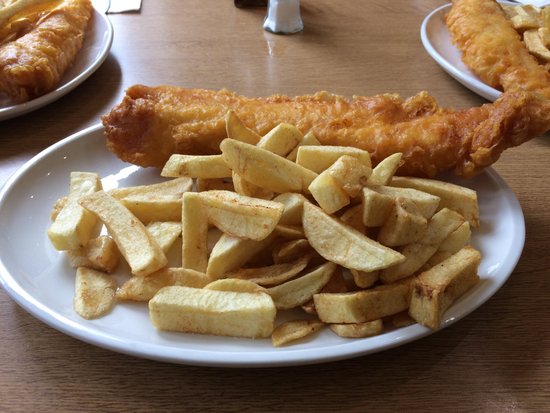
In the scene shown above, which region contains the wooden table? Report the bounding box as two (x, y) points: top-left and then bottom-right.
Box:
(1, 0), (549, 411)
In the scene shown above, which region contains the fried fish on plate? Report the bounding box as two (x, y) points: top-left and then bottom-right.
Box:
(102, 85), (550, 178)
(0, 0), (92, 103)
(447, 0), (550, 98)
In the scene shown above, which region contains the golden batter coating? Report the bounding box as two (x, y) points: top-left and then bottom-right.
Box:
(0, 0), (92, 103)
(102, 85), (550, 178)
(447, 0), (550, 98)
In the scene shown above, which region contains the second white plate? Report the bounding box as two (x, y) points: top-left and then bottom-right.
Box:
(0, 125), (525, 367)
(0, 7), (114, 120)
(420, 2), (515, 101)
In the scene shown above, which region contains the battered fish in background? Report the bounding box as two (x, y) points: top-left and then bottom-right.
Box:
(0, 0), (92, 103)
(447, 0), (550, 98)
(102, 85), (550, 178)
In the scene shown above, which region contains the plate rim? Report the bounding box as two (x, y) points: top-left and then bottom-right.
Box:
(0, 7), (114, 121)
(420, 1), (516, 102)
(0, 124), (526, 368)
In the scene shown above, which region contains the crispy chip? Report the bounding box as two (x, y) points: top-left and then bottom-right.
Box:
(74, 267), (117, 319)
(271, 319), (324, 347)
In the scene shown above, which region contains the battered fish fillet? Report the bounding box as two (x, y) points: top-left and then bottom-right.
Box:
(0, 0), (92, 103)
(102, 85), (550, 178)
(447, 0), (550, 98)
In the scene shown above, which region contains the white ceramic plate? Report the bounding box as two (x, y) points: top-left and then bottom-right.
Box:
(0, 8), (114, 121)
(421, 2), (515, 101)
(0, 125), (525, 367)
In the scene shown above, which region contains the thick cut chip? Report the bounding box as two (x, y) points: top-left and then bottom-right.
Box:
(79, 191), (167, 277)
(225, 109), (261, 144)
(301, 266), (349, 316)
(302, 202), (404, 272)
(207, 233), (275, 279)
(377, 198), (428, 247)
(146, 221), (181, 253)
(232, 172), (274, 200)
(48, 172), (102, 250)
(525, 29), (550, 61)
(267, 261), (336, 309)
(272, 320), (324, 347)
(367, 153), (403, 186)
(149, 286), (276, 339)
(390, 176), (479, 227)
(117, 267), (209, 301)
(439, 221), (471, 253)
(409, 246), (481, 329)
(296, 146), (371, 173)
(109, 177), (192, 199)
(111, 177), (193, 223)
(181, 192), (209, 272)
(372, 185), (440, 219)
(74, 267), (117, 319)
(50, 196), (68, 221)
(267, 262), (336, 310)
(286, 131), (321, 162)
(380, 208), (465, 283)
(510, 5), (541, 31)
(326, 155), (372, 197)
(273, 193), (306, 225)
(362, 187), (394, 227)
(227, 255), (311, 286)
(120, 196), (182, 224)
(161, 155), (232, 179)
(350, 269), (379, 289)
(256, 123), (303, 156)
(66, 235), (120, 273)
(221, 139), (318, 193)
(308, 171), (350, 214)
(200, 190), (284, 241)
(204, 278), (265, 293)
(314, 277), (413, 323)
(329, 319), (383, 338)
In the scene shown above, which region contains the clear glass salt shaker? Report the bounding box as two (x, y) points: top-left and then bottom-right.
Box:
(263, 0), (303, 34)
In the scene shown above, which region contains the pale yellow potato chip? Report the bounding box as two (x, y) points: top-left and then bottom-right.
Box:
(296, 145), (371, 173)
(256, 123), (303, 156)
(225, 109), (261, 144)
(271, 319), (324, 347)
(161, 155), (232, 179)
(409, 246), (481, 329)
(48, 172), (102, 250)
(314, 277), (413, 323)
(79, 191), (167, 277)
(181, 192), (208, 272)
(74, 267), (117, 319)
(329, 319), (383, 338)
(66, 235), (120, 273)
(221, 138), (318, 193)
(302, 202), (404, 272)
(207, 233), (275, 279)
(200, 190), (284, 241)
(267, 261), (336, 309)
(367, 153), (402, 186)
(117, 267), (209, 301)
(149, 286), (276, 339)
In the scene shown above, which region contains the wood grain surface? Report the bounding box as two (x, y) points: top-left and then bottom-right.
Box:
(1, 1), (549, 411)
